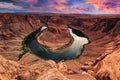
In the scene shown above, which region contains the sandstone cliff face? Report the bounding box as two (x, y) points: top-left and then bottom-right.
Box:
(68, 15), (120, 80)
(0, 14), (44, 60)
(0, 14), (120, 80)
(94, 47), (120, 80)
(37, 16), (72, 50)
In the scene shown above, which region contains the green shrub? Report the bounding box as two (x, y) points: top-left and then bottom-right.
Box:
(21, 44), (31, 53)
(18, 44), (31, 60)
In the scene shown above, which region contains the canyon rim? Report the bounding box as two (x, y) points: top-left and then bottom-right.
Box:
(0, 13), (120, 80)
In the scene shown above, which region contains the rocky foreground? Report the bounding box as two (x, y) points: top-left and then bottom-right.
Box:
(0, 14), (120, 80)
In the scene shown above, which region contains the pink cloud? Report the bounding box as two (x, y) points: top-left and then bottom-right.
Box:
(47, 0), (68, 12)
(86, 0), (120, 14)
(26, 0), (38, 3)
(47, 0), (89, 13)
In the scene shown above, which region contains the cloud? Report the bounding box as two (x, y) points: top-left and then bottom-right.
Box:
(48, 0), (68, 11)
(0, 0), (14, 3)
(39, 0), (91, 13)
(25, 0), (38, 3)
(86, 0), (120, 14)
(0, 2), (22, 10)
(0, 0), (119, 14)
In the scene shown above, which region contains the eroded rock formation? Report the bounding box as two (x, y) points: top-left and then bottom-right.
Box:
(0, 55), (96, 80)
(94, 47), (120, 80)
(37, 16), (72, 50)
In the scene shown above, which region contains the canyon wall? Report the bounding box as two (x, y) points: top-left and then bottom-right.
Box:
(0, 14), (44, 60)
(0, 14), (120, 80)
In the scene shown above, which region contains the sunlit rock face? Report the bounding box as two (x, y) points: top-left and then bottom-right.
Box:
(27, 17), (89, 61)
(37, 16), (72, 50)
(94, 48), (120, 80)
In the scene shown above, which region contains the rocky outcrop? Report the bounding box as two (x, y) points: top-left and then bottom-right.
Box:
(94, 47), (120, 80)
(37, 16), (72, 50)
(0, 54), (67, 80)
(0, 55), (96, 80)
(0, 55), (20, 80)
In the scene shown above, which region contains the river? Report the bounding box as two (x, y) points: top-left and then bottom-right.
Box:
(25, 26), (89, 61)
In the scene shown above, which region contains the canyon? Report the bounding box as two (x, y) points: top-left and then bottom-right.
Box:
(0, 14), (120, 80)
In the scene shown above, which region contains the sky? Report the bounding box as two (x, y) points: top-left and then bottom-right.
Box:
(0, 0), (120, 14)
